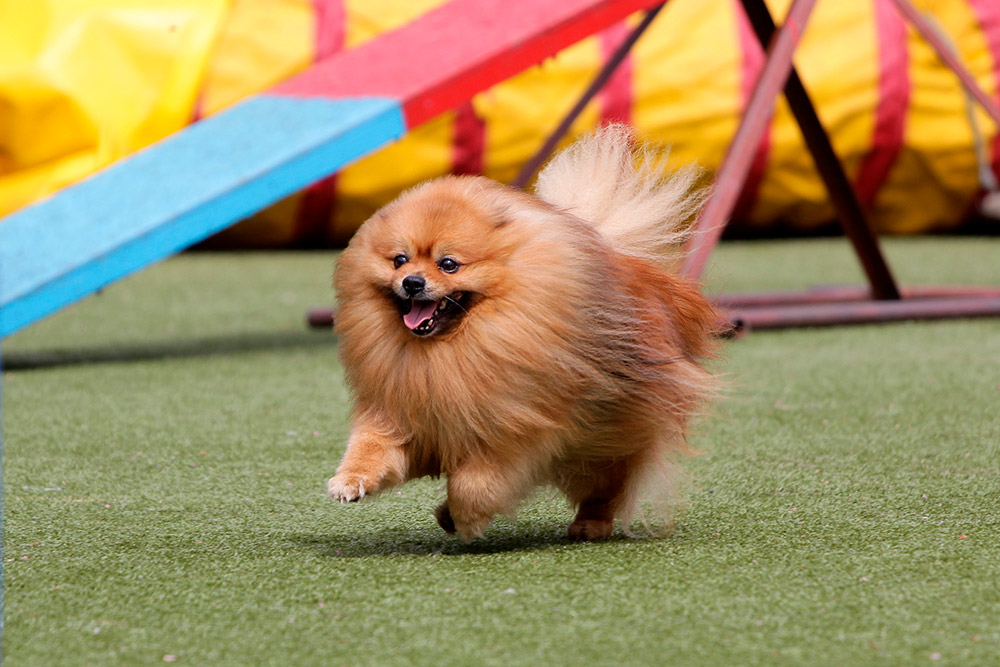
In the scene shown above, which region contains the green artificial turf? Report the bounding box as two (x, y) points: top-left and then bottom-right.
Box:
(3, 237), (999, 665)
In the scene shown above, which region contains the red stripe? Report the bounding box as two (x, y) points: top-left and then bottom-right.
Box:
(731, 0), (770, 221)
(313, 0), (345, 59)
(295, 0), (346, 244)
(598, 20), (634, 125)
(853, 0), (909, 208)
(968, 0), (1000, 182)
(452, 102), (485, 175)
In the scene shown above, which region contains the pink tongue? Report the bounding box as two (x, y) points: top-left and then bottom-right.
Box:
(403, 300), (439, 330)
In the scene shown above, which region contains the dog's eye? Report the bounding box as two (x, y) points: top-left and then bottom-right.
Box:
(437, 257), (460, 274)
(392, 254), (408, 269)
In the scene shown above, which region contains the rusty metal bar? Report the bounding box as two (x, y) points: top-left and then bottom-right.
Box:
(890, 0), (1000, 125)
(511, 3), (666, 189)
(308, 307), (335, 328)
(724, 295), (1000, 331)
(680, 0), (819, 281)
(716, 285), (1000, 309)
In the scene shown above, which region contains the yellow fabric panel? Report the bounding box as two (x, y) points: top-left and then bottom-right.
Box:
(749, 0), (879, 229)
(633, 1), (743, 173)
(876, 0), (997, 233)
(0, 0), (228, 217)
(0, 71), (97, 172)
(198, 0), (314, 116)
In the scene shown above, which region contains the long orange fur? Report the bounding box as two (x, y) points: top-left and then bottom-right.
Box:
(328, 126), (719, 540)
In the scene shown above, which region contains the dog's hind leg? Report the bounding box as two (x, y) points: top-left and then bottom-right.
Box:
(561, 459), (629, 541)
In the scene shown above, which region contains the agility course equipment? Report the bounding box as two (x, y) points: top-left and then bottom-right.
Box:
(502, 0), (1000, 332)
(683, 0), (1000, 330)
(0, 0), (663, 338)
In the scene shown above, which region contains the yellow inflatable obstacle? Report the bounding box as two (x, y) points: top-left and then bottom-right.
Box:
(1, 0), (998, 245)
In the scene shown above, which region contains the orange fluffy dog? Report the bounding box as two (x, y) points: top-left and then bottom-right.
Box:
(328, 127), (719, 540)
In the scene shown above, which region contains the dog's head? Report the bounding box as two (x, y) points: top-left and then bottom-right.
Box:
(336, 177), (530, 339)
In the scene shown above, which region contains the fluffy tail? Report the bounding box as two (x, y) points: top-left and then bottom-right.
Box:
(534, 125), (706, 265)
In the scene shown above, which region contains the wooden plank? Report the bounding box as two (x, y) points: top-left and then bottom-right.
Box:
(273, 0), (663, 125)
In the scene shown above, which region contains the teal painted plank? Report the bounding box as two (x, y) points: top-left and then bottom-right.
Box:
(0, 95), (404, 338)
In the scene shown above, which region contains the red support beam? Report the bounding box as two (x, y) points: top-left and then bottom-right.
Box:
(725, 295), (1000, 332)
(681, 0), (819, 281)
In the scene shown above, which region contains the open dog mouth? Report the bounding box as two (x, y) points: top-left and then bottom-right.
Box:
(396, 291), (469, 336)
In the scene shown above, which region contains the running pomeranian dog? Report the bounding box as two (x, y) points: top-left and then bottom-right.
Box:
(327, 126), (719, 540)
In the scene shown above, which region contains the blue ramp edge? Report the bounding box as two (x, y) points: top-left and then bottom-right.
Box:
(0, 95), (405, 338)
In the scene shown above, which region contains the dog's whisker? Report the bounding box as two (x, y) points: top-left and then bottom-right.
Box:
(444, 294), (469, 314)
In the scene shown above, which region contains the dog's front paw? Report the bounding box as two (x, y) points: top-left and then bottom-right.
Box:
(327, 473), (370, 502)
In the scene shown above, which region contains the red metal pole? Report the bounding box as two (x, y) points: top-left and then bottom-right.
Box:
(308, 308), (335, 328)
(726, 295), (1000, 331)
(681, 0), (818, 281)
(716, 285), (1000, 309)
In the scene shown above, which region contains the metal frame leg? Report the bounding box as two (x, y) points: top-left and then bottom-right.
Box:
(682, 0), (901, 303)
(739, 0), (901, 300)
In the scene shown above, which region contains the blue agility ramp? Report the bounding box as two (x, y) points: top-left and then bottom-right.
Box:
(0, 97), (403, 338)
(0, 0), (660, 338)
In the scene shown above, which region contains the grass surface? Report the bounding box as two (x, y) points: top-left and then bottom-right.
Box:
(3, 238), (999, 665)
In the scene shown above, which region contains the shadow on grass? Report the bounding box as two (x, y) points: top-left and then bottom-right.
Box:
(2, 330), (336, 371)
(293, 525), (636, 557)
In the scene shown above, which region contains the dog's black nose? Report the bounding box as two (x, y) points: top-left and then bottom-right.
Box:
(402, 275), (426, 296)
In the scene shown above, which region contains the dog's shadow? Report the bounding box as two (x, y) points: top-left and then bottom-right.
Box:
(293, 524), (635, 557)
